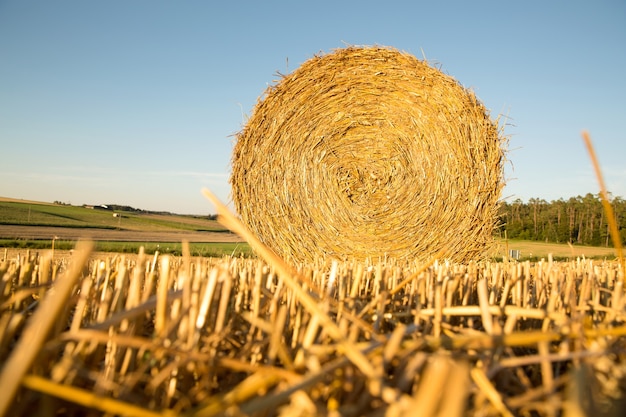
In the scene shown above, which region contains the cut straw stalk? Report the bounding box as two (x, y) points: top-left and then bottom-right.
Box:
(0, 241), (93, 417)
(409, 356), (470, 417)
(471, 367), (514, 417)
(233, 340), (384, 415)
(419, 324), (626, 351)
(582, 131), (625, 281)
(22, 374), (175, 417)
(190, 371), (282, 417)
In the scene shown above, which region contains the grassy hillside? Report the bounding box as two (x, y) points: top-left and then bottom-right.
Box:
(0, 199), (225, 232)
(0, 198), (250, 256)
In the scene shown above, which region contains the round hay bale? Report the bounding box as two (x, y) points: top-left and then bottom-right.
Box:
(231, 46), (505, 264)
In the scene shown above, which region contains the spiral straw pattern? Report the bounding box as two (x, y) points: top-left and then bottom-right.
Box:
(231, 46), (505, 263)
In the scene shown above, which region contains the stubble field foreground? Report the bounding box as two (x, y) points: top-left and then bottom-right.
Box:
(0, 190), (623, 417)
(0, 197), (249, 257)
(1, 232), (625, 416)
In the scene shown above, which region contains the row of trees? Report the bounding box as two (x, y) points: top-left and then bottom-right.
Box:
(498, 193), (626, 247)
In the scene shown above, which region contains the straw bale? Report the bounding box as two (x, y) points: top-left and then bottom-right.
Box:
(231, 46), (505, 263)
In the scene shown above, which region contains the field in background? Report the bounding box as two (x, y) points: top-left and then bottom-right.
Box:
(0, 197), (249, 257)
(0, 197), (225, 232)
(0, 241), (253, 259)
(1, 197), (621, 260)
(497, 239), (617, 260)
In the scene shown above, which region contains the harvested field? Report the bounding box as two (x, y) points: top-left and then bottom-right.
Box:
(498, 239), (618, 260)
(0, 225), (242, 243)
(1, 233), (625, 416)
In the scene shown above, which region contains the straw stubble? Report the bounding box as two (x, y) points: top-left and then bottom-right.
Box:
(2, 247), (625, 416)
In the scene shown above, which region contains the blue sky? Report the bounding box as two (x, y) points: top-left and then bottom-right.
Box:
(0, 1), (624, 214)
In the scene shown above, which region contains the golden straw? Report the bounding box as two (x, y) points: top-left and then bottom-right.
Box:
(0, 241), (93, 416)
(582, 130), (625, 281)
(230, 45), (506, 264)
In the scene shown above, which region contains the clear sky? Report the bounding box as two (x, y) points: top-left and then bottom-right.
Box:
(1, 1), (624, 214)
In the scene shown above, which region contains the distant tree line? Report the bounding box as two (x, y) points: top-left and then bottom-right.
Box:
(102, 204), (218, 219)
(82, 203), (218, 220)
(104, 204), (147, 213)
(498, 193), (626, 246)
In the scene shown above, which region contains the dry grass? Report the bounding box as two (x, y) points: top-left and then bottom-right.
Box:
(1, 237), (625, 416)
(231, 46), (506, 264)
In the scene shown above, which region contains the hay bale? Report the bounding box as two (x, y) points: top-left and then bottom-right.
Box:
(231, 46), (505, 263)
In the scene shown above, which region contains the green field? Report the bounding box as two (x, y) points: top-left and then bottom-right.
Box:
(0, 198), (252, 256)
(0, 239), (253, 257)
(495, 238), (617, 261)
(0, 199), (226, 232)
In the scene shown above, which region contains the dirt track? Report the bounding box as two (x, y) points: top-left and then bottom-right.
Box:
(0, 225), (243, 243)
